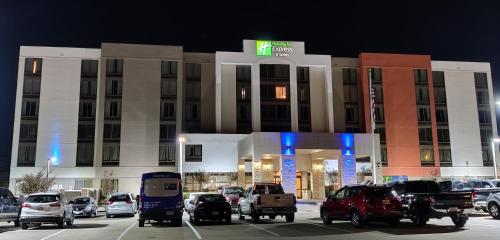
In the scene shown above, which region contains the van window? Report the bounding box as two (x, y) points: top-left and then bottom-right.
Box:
(26, 195), (59, 203)
(144, 178), (179, 197)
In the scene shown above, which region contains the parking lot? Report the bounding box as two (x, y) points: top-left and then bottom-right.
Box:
(0, 204), (498, 240)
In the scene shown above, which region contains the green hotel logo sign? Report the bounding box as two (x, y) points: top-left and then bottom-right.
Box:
(256, 40), (293, 57)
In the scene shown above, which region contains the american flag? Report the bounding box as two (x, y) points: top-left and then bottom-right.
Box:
(368, 69), (376, 132)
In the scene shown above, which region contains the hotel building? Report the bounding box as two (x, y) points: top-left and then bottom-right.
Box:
(9, 40), (499, 199)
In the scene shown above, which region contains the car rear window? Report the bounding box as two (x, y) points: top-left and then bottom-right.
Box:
(254, 184), (284, 194)
(144, 178), (179, 197)
(74, 198), (90, 204)
(224, 187), (244, 195)
(198, 194), (226, 202)
(26, 195), (59, 203)
(110, 194), (130, 202)
(365, 187), (391, 198)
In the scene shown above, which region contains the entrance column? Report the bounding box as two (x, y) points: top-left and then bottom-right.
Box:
(339, 134), (357, 186)
(311, 159), (325, 199)
(281, 155), (296, 194)
(237, 159), (246, 186)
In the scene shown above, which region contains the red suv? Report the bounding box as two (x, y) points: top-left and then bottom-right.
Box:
(320, 185), (402, 227)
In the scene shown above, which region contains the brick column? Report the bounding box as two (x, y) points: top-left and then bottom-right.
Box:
(311, 159), (325, 199)
(281, 155), (296, 194)
(237, 160), (246, 186)
(340, 155), (357, 186)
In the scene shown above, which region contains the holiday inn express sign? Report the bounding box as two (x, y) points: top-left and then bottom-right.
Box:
(256, 40), (294, 57)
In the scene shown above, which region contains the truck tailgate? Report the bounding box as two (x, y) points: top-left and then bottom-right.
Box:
(259, 194), (294, 208)
(433, 192), (473, 209)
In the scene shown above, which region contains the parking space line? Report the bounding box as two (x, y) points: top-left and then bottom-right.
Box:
(184, 221), (202, 239)
(116, 222), (136, 240)
(303, 221), (354, 233)
(248, 223), (280, 237)
(40, 229), (67, 240)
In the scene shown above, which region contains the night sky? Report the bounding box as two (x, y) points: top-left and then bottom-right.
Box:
(1, 0), (500, 180)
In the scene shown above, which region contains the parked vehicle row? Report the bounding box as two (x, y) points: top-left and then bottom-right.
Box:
(439, 179), (500, 212)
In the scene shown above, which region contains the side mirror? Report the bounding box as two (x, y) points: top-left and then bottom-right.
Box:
(69, 201), (74, 205)
(189, 200), (194, 205)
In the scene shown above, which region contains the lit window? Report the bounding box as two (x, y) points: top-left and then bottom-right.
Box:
(241, 87), (246, 100)
(275, 86), (287, 99)
(32, 60), (38, 74)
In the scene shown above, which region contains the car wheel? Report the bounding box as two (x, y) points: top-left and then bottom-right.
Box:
(21, 223), (28, 230)
(412, 213), (427, 227)
(238, 206), (245, 220)
(173, 216), (183, 227)
(350, 209), (364, 228)
(106, 214), (112, 218)
(451, 214), (468, 228)
(57, 217), (65, 229)
(489, 202), (500, 219)
(14, 220), (20, 227)
(251, 209), (260, 223)
(285, 214), (294, 223)
(321, 209), (332, 225)
(139, 219), (145, 227)
(269, 215), (276, 220)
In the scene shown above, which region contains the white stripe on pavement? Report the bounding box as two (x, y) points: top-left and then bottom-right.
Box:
(185, 221), (202, 239)
(303, 221), (354, 233)
(40, 229), (68, 240)
(116, 222), (136, 240)
(248, 223), (280, 237)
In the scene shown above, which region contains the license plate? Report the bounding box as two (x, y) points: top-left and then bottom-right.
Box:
(74, 211), (81, 214)
(382, 200), (391, 205)
(166, 211), (174, 215)
(212, 211), (220, 216)
(448, 207), (459, 212)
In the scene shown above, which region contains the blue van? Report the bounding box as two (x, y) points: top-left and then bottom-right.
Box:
(139, 172), (183, 227)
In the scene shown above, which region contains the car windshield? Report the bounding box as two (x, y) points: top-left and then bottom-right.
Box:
(224, 187), (244, 195)
(110, 194), (130, 202)
(26, 195), (59, 203)
(74, 198), (90, 204)
(198, 194), (226, 202)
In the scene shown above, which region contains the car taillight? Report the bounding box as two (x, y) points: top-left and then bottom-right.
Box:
(106, 200), (113, 205)
(22, 203), (31, 208)
(257, 196), (261, 205)
(50, 202), (61, 207)
(225, 197), (231, 202)
(472, 191), (478, 200)
(429, 196), (436, 205)
(126, 200), (133, 204)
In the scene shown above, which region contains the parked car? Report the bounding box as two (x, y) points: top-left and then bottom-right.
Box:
(491, 180), (500, 188)
(221, 186), (245, 213)
(20, 192), (74, 229)
(106, 192), (137, 218)
(439, 180), (500, 212)
(238, 183), (296, 223)
(139, 172), (183, 227)
(390, 180), (473, 228)
(320, 185), (401, 227)
(0, 188), (21, 227)
(71, 197), (97, 218)
(486, 192), (500, 219)
(184, 192), (205, 211)
(187, 194), (231, 225)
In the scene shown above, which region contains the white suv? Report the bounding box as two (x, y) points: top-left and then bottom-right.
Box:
(105, 192), (137, 218)
(20, 192), (74, 229)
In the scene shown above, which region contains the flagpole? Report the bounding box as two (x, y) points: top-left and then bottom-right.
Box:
(369, 69), (378, 184)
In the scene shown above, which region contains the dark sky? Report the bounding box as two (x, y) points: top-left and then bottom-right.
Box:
(1, 0), (500, 178)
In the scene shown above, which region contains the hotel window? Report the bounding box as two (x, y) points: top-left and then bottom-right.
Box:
(275, 86), (287, 100)
(185, 81), (201, 100)
(76, 143), (94, 167)
(161, 61), (177, 77)
(373, 85), (384, 103)
(161, 79), (177, 97)
(185, 102), (200, 121)
(374, 105), (384, 122)
(102, 143), (120, 166)
(419, 127), (433, 145)
(375, 128), (386, 143)
(106, 59), (123, 75)
(434, 88), (447, 104)
(435, 108), (448, 123)
(415, 86), (430, 104)
(417, 107), (431, 122)
(159, 143), (176, 166)
(480, 128), (493, 145)
(432, 71), (445, 85)
(370, 68), (382, 83)
(104, 100), (121, 118)
(160, 100), (176, 119)
(482, 147), (493, 166)
(78, 123), (95, 140)
(297, 66), (311, 132)
(80, 101), (96, 118)
(476, 89), (489, 105)
(344, 85), (358, 103)
(106, 78), (122, 96)
(81, 60), (98, 76)
(21, 99), (38, 117)
(474, 72), (488, 86)
(236, 65), (251, 82)
(103, 123), (121, 140)
(160, 124), (176, 141)
(80, 78), (97, 97)
(24, 58), (42, 75)
(478, 109), (491, 124)
(420, 147), (435, 166)
(236, 65), (252, 133)
(23, 77), (41, 95)
(381, 147), (388, 166)
(185, 145), (202, 162)
(19, 123), (38, 141)
(299, 105), (311, 122)
(414, 69), (428, 84)
(238, 104), (250, 121)
(437, 128), (450, 143)
(298, 85), (310, 102)
(17, 143), (36, 166)
(439, 148), (452, 167)
(343, 68), (358, 84)
(185, 63), (201, 80)
(345, 105), (359, 123)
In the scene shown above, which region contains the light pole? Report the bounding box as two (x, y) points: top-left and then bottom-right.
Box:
(178, 136), (187, 180)
(492, 138), (500, 179)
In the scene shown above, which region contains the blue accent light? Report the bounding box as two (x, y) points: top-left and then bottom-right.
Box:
(341, 133), (354, 156)
(280, 132), (296, 155)
(50, 137), (60, 165)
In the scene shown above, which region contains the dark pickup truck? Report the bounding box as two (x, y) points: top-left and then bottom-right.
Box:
(439, 180), (500, 212)
(389, 180), (474, 228)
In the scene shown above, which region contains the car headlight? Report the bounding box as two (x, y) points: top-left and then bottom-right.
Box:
(85, 205), (92, 211)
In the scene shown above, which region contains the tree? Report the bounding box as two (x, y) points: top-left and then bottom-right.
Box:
(19, 168), (55, 195)
(228, 172), (239, 186)
(192, 170), (209, 191)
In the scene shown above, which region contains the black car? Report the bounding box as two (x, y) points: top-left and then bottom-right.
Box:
(186, 194), (231, 225)
(0, 188), (21, 227)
